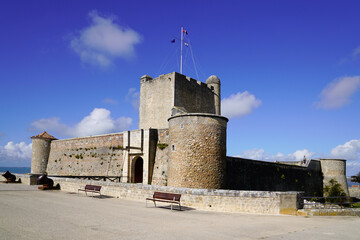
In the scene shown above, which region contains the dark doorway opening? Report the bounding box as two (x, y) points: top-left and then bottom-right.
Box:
(134, 157), (143, 183)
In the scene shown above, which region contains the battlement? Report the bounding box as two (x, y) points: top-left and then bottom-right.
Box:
(139, 72), (221, 129)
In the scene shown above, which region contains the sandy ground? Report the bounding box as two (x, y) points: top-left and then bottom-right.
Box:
(0, 183), (359, 240)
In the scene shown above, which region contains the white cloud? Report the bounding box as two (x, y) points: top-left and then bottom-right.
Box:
(30, 108), (132, 138)
(126, 88), (140, 109)
(0, 142), (32, 166)
(353, 46), (360, 58)
(330, 139), (360, 176)
(30, 117), (70, 135)
(330, 139), (360, 160)
(315, 76), (360, 109)
(103, 98), (118, 105)
(75, 108), (132, 136)
(70, 10), (142, 67)
(1, 142), (32, 159)
(221, 91), (261, 118)
(236, 148), (315, 162)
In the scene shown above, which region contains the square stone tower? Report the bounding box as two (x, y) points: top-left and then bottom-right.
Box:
(139, 72), (220, 129)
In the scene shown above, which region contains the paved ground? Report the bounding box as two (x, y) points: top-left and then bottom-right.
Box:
(0, 183), (359, 240)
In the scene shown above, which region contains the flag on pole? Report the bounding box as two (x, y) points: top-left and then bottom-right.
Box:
(182, 29), (188, 35)
(171, 39), (175, 43)
(184, 42), (189, 47)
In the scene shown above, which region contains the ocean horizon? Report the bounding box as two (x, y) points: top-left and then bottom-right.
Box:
(0, 167), (31, 174)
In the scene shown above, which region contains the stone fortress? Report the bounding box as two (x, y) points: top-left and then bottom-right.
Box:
(30, 72), (349, 198)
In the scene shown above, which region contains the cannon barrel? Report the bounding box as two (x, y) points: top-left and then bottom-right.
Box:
(2, 171), (16, 182)
(37, 174), (54, 187)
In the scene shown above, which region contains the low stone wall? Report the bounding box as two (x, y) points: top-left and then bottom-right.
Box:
(349, 186), (360, 198)
(2, 174), (301, 215)
(53, 177), (300, 215)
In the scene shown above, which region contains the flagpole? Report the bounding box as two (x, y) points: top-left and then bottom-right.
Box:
(180, 26), (183, 74)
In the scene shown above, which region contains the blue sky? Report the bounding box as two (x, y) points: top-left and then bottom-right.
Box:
(0, 0), (359, 176)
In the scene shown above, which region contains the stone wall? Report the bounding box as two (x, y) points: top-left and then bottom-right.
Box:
(52, 177), (301, 215)
(226, 157), (323, 196)
(319, 159), (349, 196)
(47, 133), (124, 177)
(349, 186), (360, 198)
(139, 72), (217, 129)
(151, 129), (170, 186)
(139, 73), (174, 129)
(168, 114), (228, 189)
(174, 73), (215, 114)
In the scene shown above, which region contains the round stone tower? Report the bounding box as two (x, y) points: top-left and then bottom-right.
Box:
(206, 75), (221, 115)
(30, 131), (57, 175)
(319, 158), (349, 196)
(167, 113), (228, 189)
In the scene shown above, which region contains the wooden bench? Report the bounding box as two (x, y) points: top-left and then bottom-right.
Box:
(78, 185), (102, 198)
(146, 191), (181, 210)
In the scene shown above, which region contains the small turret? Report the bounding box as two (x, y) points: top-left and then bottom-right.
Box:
(30, 131), (57, 175)
(206, 75), (221, 115)
(140, 75), (153, 82)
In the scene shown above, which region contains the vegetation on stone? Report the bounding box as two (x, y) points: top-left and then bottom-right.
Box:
(323, 179), (346, 203)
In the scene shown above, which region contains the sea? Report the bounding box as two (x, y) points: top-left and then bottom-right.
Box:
(0, 167), (31, 174)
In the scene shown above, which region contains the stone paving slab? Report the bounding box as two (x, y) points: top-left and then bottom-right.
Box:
(0, 183), (359, 240)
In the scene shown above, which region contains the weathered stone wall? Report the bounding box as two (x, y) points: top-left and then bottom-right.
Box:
(319, 159), (349, 196)
(47, 133), (124, 177)
(174, 73), (215, 114)
(139, 73), (174, 129)
(139, 72), (217, 129)
(151, 129), (170, 186)
(168, 114), (228, 189)
(50, 177), (301, 215)
(31, 138), (52, 174)
(349, 186), (360, 198)
(226, 157), (323, 196)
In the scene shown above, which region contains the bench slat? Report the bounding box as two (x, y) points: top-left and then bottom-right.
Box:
(146, 191), (181, 211)
(78, 185), (102, 198)
(153, 192), (181, 201)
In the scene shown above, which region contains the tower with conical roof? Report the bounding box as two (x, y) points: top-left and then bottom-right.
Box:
(30, 131), (57, 175)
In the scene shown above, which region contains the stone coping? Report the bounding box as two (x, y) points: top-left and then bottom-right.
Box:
(168, 113), (229, 122)
(319, 158), (346, 162)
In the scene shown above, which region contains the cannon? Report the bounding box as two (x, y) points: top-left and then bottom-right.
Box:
(2, 171), (21, 183)
(37, 174), (60, 190)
